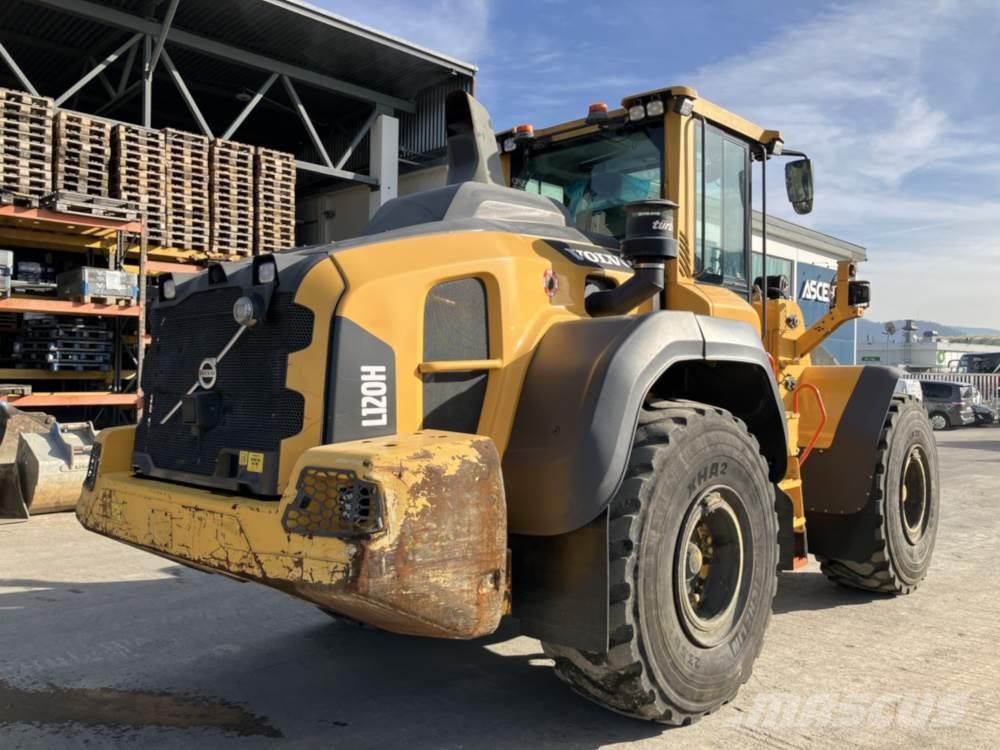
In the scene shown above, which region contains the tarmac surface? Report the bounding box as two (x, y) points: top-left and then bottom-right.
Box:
(1, 427), (998, 749)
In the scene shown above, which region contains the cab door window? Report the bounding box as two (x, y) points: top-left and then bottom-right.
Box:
(694, 121), (750, 293)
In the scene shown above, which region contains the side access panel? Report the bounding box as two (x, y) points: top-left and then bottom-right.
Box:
(799, 365), (902, 562)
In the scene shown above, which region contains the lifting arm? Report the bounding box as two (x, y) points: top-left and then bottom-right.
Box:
(794, 260), (869, 359)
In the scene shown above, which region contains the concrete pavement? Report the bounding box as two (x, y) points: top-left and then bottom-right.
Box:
(1, 428), (998, 748)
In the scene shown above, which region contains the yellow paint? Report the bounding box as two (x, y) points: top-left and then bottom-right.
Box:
(79, 428), (506, 639)
(279, 258), (344, 491)
(80, 82), (881, 626)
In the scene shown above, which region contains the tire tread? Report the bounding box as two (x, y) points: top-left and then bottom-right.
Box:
(542, 400), (777, 725)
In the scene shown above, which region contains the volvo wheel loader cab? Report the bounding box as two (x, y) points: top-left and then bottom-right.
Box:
(78, 86), (939, 726)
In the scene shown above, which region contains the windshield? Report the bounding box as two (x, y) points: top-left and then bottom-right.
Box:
(509, 127), (664, 241)
(958, 353), (1000, 373)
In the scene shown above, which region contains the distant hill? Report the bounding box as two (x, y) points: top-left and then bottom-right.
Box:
(858, 319), (1000, 343)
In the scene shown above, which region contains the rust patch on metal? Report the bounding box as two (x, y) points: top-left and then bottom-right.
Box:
(78, 432), (508, 641)
(302, 435), (507, 638)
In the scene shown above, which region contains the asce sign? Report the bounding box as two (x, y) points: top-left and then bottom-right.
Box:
(800, 276), (833, 303)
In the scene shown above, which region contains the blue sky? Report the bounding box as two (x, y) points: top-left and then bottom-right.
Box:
(316, 0), (1000, 327)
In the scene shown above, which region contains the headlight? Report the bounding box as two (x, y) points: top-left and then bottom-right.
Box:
(253, 255), (278, 285)
(628, 104), (646, 122)
(645, 99), (665, 117)
(160, 275), (176, 300)
(233, 295), (261, 328)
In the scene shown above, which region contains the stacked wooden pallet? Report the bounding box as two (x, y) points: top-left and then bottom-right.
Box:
(163, 128), (210, 253)
(254, 146), (295, 254)
(111, 124), (166, 244)
(209, 139), (254, 256)
(53, 111), (111, 196)
(0, 88), (54, 199)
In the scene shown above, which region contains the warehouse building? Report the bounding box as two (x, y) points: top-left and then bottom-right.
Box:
(0, 0), (476, 225)
(0, 0), (475, 419)
(857, 329), (1000, 371)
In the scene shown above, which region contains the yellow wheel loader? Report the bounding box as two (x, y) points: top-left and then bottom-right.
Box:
(78, 87), (939, 724)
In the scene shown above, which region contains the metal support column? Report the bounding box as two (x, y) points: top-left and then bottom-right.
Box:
(368, 113), (399, 216)
(142, 35), (152, 127)
(335, 108), (378, 170)
(160, 48), (213, 137)
(222, 72), (278, 139)
(147, 0), (180, 74)
(0, 42), (38, 95)
(281, 75), (333, 168)
(55, 32), (142, 105)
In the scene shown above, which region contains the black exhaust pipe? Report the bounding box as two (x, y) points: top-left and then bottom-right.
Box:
(586, 199), (678, 317)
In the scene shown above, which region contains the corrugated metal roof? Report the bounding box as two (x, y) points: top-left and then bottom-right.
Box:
(0, 0), (476, 181)
(6, 0), (474, 102)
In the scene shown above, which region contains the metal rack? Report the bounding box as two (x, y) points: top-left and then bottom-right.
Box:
(0, 204), (146, 414)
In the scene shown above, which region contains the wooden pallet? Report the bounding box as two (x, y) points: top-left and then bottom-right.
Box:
(0, 88), (54, 199)
(162, 128), (210, 251)
(253, 146), (295, 254)
(40, 190), (139, 221)
(0, 190), (39, 207)
(53, 111), (112, 197)
(209, 138), (255, 256)
(60, 294), (135, 306)
(111, 123), (165, 243)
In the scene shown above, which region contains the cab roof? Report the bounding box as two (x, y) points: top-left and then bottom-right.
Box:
(498, 85), (783, 148)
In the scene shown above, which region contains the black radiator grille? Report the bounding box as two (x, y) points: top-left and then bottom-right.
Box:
(134, 288), (314, 490)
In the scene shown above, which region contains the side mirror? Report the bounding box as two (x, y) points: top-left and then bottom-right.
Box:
(785, 158), (814, 215)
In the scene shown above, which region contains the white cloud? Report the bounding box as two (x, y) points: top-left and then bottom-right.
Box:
(313, 0), (490, 62)
(683, 0), (1000, 325)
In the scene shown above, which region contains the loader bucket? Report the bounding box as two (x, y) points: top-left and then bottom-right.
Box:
(0, 403), (51, 522)
(0, 463), (28, 523)
(16, 421), (97, 515)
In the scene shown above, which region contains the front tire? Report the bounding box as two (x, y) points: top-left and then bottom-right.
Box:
(819, 397), (939, 594)
(542, 401), (777, 725)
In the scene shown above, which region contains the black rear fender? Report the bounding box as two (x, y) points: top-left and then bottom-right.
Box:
(502, 310), (786, 537)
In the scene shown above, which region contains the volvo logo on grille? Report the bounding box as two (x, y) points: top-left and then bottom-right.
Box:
(198, 358), (218, 390)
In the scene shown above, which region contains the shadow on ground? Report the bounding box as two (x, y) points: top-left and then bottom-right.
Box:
(0, 574), (667, 748)
(772, 571), (884, 615)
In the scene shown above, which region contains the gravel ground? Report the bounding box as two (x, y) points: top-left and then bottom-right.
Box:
(1, 428), (998, 749)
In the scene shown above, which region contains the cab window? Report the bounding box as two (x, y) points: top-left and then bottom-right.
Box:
(694, 121), (750, 293)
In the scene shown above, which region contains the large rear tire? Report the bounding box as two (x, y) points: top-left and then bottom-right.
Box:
(542, 400), (777, 725)
(818, 396), (939, 594)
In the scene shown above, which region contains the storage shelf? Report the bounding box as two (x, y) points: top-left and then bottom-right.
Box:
(0, 203), (147, 415)
(1, 391), (140, 408)
(0, 368), (111, 381)
(0, 295), (140, 317)
(0, 204), (142, 253)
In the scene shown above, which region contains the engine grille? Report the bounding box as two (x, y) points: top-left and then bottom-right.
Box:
(133, 287), (313, 493)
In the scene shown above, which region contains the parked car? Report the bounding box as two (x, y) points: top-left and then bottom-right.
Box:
(919, 381), (976, 430)
(972, 403), (997, 426)
(894, 378), (923, 402)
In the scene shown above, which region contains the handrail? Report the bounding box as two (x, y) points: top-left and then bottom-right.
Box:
(792, 383), (827, 466)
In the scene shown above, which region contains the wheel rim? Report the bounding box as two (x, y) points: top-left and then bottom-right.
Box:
(676, 488), (746, 648)
(900, 446), (930, 544)
(930, 414), (947, 430)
